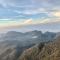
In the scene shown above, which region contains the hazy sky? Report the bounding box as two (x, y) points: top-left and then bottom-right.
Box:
(0, 0), (60, 32)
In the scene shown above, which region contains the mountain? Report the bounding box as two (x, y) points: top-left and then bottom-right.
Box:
(55, 32), (60, 38)
(0, 31), (56, 43)
(19, 36), (60, 60)
(0, 44), (16, 60)
(0, 40), (35, 60)
(0, 31), (57, 60)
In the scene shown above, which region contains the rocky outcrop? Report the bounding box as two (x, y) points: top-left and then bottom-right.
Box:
(19, 36), (60, 60)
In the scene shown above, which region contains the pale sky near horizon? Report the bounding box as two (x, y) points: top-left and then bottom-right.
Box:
(0, 0), (60, 32)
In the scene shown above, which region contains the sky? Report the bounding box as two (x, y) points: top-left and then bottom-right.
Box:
(0, 0), (60, 32)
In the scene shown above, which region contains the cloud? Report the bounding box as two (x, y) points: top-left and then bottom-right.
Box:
(23, 19), (33, 24)
(0, 0), (33, 8)
(38, 18), (60, 24)
(0, 0), (60, 9)
(0, 0), (13, 8)
(49, 0), (60, 6)
(14, 10), (21, 14)
(0, 18), (60, 32)
(0, 0), (60, 28)
(0, 18), (33, 28)
(51, 11), (60, 17)
(14, 8), (47, 15)
(0, 0), (60, 19)
(0, 18), (12, 21)
(47, 9), (60, 18)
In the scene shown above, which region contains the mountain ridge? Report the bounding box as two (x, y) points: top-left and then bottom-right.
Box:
(19, 36), (60, 60)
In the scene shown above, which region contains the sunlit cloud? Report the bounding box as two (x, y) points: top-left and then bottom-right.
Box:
(23, 19), (33, 24)
(38, 18), (60, 24)
(52, 11), (60, 17)
(0, 18), (60, 29)
(0, 19), (33, 28)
